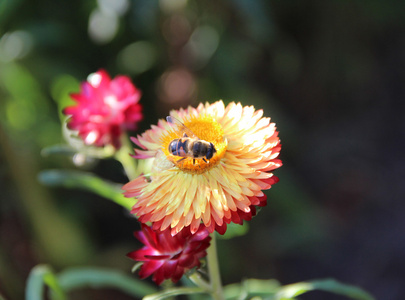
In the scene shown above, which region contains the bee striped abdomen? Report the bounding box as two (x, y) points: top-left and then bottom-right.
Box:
(193, 141), (207, 158)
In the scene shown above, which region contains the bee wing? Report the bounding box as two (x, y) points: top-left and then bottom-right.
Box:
(152, 149), (175, 173)
(166, 116), (199, 139)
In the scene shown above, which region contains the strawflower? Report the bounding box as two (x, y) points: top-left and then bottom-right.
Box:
(128, 224), (211, 285)
(64, 69), (142, 149)
(123, 101), (282, 235)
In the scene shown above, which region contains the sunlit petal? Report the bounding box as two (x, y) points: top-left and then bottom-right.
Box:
(123, 101), (282, 235)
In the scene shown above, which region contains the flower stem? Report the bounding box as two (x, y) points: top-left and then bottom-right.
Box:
(189, 272), (211, 291)
(115, 134), (138, 180)
(207, 233), (225, 300)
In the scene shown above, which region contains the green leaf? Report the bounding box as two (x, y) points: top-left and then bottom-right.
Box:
(0, 0), (24, 28)
(50, 74), (79, 115)
(25, 265), (66, 300)
(43, 272), (66, 300)
(57, 267), (157, 297)
(224, 278), (374, 300)
(131, 262), (144, 274)
(41, 142), (115, 159)
(274, 279), (375, 300)
(41, 144), (78, 157)
(217, 222), (249, 240)
(26, 265), (47, 300)
(38, 169), (135, 210)
(224, 279), (280, 300)
(143, 287), (206, 300)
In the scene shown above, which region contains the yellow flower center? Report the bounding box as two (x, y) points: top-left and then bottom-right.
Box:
(160, 115), (227, 174)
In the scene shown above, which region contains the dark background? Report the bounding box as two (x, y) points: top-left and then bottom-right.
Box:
(1, 1), (404, 299)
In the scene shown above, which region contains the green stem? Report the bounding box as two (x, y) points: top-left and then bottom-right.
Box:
(207, 233), (225, 300)
(115, 134), (138, 180)
(188, 272), (211, 291)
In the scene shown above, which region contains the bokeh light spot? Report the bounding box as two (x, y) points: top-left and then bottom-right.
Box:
(98, 0), (129, 16)
(159, 0), (187, 13)
(117, 41), (157, 74)
(6, 99), (37, 130)
(158, 68), (196, 104)
(88, 8), (119, 44)
(184, 25), (219, 69)
(0, 30), (33, 62)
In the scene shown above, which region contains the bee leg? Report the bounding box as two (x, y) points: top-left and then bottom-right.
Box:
(202, 158), (208, 163)
(176, 157), (187, 163)
(193, 159), (196, 165)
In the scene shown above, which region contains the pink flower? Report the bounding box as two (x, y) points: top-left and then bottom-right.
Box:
(64, 69), (142, 149)
(127, 224), (211, 285)
(123, 101), (281, 236)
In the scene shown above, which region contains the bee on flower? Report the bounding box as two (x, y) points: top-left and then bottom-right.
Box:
(123, 101), (282, 236)
(166, 116), (217, 165)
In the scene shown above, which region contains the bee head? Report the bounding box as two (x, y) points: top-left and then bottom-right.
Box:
(206, 142), (217, 160)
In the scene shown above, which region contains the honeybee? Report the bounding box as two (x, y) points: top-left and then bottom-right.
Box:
(166, 116), (217, 165)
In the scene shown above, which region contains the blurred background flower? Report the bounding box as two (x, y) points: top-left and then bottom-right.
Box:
(1, 1), (405, 299)
(64, 69), (142, 149)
